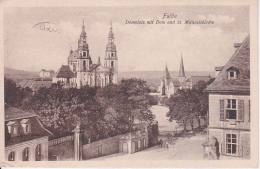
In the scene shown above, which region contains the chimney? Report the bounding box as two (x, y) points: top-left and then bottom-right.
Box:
(234, 43), (242, 49)
(215, 66), (224, 78)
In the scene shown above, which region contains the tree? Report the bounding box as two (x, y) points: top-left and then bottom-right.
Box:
(167, 86), (209, 134)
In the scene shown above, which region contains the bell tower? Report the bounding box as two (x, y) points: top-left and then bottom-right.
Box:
(104, 21), (118, 84)
(77, 20), (91, 88)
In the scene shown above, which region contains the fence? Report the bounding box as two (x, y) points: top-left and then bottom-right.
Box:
(49, 135), (74, 147)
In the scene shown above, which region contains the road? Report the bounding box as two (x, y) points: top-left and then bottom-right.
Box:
(89, 105), (206, 161)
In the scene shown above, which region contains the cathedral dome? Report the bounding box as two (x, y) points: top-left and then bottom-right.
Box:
(106, 43), (117, 52)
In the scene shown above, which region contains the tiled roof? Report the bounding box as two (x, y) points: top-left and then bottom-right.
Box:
(30, 80), (52, 91)
(187, 76), (212, 85)
(5, 105), (52, 146)
(205, 35), (250, 93)
(5, 105), (38, 121)
(54, 65), (76, 78)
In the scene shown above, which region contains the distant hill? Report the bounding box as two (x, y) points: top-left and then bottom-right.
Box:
(4, 67), (40, 84)
(4, 67), (214, 90)
(118, 71), (214, 90)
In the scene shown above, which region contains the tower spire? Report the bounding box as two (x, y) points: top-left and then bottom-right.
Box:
(179, 54), (185, 77)
(164, 63), (171, 79)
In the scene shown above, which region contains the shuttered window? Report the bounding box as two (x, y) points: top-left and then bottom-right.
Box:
(238, 100), (244, 121)
(220, 100), (225, 121)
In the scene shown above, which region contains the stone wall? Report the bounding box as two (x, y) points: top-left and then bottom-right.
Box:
(82, 135), (120, 160)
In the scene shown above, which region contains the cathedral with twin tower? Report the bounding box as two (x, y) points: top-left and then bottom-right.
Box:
(52, 20), (118, 88)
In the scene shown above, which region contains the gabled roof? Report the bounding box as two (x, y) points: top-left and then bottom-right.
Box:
(54, 65), (76, 78)
(5, 105), (52, 147)
(186, 76), (212, 85)
(205, 35), (250, 93)
(30, 80), (52, 91)
(5, 105), (38, 121)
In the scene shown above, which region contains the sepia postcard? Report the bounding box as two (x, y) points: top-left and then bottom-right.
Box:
(0, 0), (258, 168)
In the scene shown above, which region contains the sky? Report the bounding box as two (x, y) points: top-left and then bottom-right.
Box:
(4, 6), (249, 72)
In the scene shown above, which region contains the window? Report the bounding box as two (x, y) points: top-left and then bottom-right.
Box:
(83, 52), (86, 57)
(226, 134), (237, 155)
(143, 138), (146, 147)
(227, 67), (239, 79)
(35, 144), (41, 161)
(138, 140), (141, 149)
(111, 53), (114, 57)
(22, 147), (29, 161)
(6, 121), (19, 136)
(226, 99), (237, 119)
(111, 61), (114, 67)
(20, 119), (31, 134)
(8, 151), (15, 161)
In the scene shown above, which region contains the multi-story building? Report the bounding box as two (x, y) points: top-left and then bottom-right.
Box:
(40, 69), (55, 78)
(52, 21), (118, 88)
(204, 35), (250, 159)
(5, 105), (52, 161)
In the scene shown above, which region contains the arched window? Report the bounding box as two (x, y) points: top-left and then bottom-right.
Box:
(22, 147), (29, 161)
(83, 52), (86, 57)
(35, 144), (41, 161)
(8, 151), (15, 161)
(111, 61), (114, 67)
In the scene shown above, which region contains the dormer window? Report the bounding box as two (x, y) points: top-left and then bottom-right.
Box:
(6, 121), (19, 136)
(20, 119), (31, 134)
(228, 71), (237, 79)
(227, 67), (239, 79)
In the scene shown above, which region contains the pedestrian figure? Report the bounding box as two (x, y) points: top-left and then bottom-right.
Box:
(209, 136), (219, 160)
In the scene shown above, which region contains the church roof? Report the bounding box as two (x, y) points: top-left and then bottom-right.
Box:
(108, 27), (114, 38)
(81, 20), (86, 36)
(205, 35), (250, 94)
(54, 65), (76, 78)
(179, 56), (185, 77)
(106, 43), (117, 52)
(162, 65), (171, 79)
(89, 63), (110, 73)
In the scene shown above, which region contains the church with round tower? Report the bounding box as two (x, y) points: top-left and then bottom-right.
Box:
(52, 21), (118, 88)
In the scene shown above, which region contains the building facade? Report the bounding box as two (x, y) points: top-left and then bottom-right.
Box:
(205, 35), (250, 159)
(40, 69), (55, 78)
(158, 56), (211, 97)
(52, 21), (118, 88)
(5, 105), (52, 161)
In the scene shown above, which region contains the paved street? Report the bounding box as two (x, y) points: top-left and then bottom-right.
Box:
(89, 105), (206, 161)
(90, 133), (206, 161)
